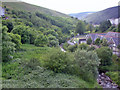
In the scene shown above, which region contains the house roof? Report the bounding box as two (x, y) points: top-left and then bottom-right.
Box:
(106, 32), (120, 38)
(112, 38), (120, 46)
(87, 32), (120, 46)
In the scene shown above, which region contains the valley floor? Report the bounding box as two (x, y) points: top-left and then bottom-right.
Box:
(2, 44), (101, 88)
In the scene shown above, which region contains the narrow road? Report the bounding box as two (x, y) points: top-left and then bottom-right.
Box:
(67, 38), (75, 45)
(60, 44), (66, 52)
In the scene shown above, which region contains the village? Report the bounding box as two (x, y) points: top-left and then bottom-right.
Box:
(68, 31), (120, 57)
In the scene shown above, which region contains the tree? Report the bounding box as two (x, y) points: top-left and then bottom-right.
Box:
(8, 33), (22, 50)
(68, 44), (78, 52)
(44, 48), (73, 73)
(2, 26), (16, 62)
(78, 43), (89, 50)
(48, 35), (59, 47)
(75, 21), (86, 35)
(2, 20), (14, 33)
(12, 25), (31, 44)
(101, 38), (108, 46)
(86, 24), (93, 33)
(45, 30), (58, 38)
(96, 47), (113, 72)
(74, 49), (100, 82)
(87, 38), (92, 45)
(34, 34), (48, 47)
(99, 20), (112, 32)
(95, 38), (101, 46)
(87, 46), (95, 51)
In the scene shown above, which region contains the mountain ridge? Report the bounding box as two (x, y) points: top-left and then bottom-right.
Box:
(82, 6), (120, 24)
(2, 2), (70, 18)
(69, 11), (96, 19)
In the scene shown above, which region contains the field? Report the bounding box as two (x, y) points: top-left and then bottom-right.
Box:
(2, 44), (101, 88)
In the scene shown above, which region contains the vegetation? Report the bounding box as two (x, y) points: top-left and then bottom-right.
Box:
(99, 20), (111, 32)
(106, 72), (120, 86)
(75, 20), (86, 34)
(2, 26), (16, 62)
(67, 44), (78, 52)
(78, 43), (89, 50)
(101, 38), (109, 46)
(96, 47), (113, 72)
(95, 38), (101, 46)
(2, 1), (120, 88)
(74, 49), (100, 82)
(87, 38), (92, 45)
(1, 2), (102, 88)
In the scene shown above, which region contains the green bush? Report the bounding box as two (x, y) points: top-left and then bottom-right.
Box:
(101, 39), (108, 46)
(47, 35), (59, 47)
(2, 26), (16, 62)
(106, 71), (120, 86)
(8, 33), (22, 50)
(96, 47), (113, 72)
(87, 46), (95, 51)
(62, 42), (69, 50)
(43, 48), (74, 73)
(34, 34), (48, 47)
(78, 43), (89, 50)
(24, 58), (41, 70)
(74, 49), (100, 82)
(2, 59), (24, 79)
(2, 66), (101, 88)
(95, 38), (101, 46)
(68, 44), (78, 52)
(87, 38), (92, 45)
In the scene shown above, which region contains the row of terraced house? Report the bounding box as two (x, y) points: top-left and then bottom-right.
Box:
(86, 32), (120, 56)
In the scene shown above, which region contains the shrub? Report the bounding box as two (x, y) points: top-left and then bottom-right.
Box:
(48, 35), (59, 47)
(78, 43), (89, 50)
(87, 38), (92, 45)
(2, 59), (24, 79)
(74, 49), (100, 82)
(68, 44), (78, 52)
(8, 33), (22, 50)
(2, 26), (16, 62)
(43, 48), (74, 73)
(62, 42), (69, 50)
(101, 39), (108, 46)
(96, 47), (113, 72)
(95, 38), (101, 46)
(106, 72), (120, 86)
(34, 34), (48, 47)
(24, 58), (41, 70)
(87, 46), (95, 51)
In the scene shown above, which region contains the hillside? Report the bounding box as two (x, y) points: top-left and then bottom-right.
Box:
(69, 12), (96, 20)
(2, 1), (78, 35)
(82, 6), (120, 24)
(2, 2), (70, 18)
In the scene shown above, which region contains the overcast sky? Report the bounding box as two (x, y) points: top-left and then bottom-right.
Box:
(17, 0), (120, 14)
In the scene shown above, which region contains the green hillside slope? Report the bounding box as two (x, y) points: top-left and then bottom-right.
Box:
(3, 2), (70, 18)
(83, 6), (119, 24)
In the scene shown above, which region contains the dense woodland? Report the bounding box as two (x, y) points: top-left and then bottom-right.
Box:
(1, 2), (120, 88)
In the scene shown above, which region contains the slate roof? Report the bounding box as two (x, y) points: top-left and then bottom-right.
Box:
(87, 32), (120, 46)
(112, 37), (120, 46)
